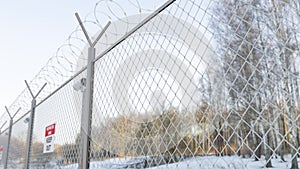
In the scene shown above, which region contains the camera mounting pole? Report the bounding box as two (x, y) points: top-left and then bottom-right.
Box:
(24, 80), (47, 169)
(3, 107), (21, 169)
(75, 12), (111, 169)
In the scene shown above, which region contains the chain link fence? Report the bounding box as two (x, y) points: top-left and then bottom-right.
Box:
(1, 0), (300, 169)
(28, 71), (86, 169)
(5, 114), (30, 169)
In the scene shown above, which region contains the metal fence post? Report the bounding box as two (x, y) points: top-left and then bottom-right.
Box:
(75, 13), (110, 169)
(24, 81), (47, 169)
(3, 119), (12, 169)
(3, 107), (21, 169)
(24, 99), (36, 169)
(80, 47), (95, 169)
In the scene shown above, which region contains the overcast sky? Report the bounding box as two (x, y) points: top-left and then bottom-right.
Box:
(0, 0), (98, 115)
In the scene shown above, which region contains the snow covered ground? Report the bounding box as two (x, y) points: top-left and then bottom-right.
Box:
(53, 155), (300, 169)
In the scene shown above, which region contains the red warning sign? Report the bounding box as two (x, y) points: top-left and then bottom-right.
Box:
(45, 123), (56, 137)
(0, 146), (2, 160)
(44, 123), (56, 153)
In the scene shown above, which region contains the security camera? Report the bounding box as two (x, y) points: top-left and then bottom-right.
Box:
(73, 78), (87, 92)
(24, 117), (30, 124)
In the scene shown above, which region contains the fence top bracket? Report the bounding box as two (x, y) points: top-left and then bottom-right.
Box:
(5, 106), (21, 120)
(24, 80), (47, 100)
(75, 12), (111, 48)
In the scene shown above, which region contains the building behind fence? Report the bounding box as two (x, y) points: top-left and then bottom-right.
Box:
(1, 0), (300, 168)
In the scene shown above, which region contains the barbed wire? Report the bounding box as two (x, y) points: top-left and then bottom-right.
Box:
(0, 0), (161, 132)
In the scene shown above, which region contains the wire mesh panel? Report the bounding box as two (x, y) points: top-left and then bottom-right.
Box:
(89, 0), (300, 169)
(5, 114), (30, 169)
(0, 132), (8, 168)
(28, 71), (86, 169)
(0, 115), (10, 137)
(0, 0), (299, 169)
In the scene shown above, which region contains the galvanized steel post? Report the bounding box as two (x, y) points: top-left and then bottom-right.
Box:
(24, 99), (36, 169)
(75, 13), (111, 169)
(24, 81), (47, 169)
(79, 47), (95, 169)
(3, 118), (12, 169)
(3, 107), (21, 169)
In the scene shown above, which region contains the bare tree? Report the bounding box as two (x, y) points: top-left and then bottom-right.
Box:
(211, 0), (270, 160)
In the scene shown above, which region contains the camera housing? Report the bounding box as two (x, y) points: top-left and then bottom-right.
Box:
(24, 117), (30, 123)
(73, 78), (87, 92)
